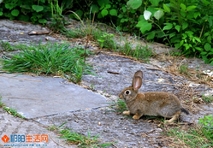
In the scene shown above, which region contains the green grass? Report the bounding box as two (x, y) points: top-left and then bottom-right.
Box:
(0, 96), (3, 108)
(2, 42), (92, 83)
(166, 115), (213, 148)
(111, 99), (128, 114)
(63, 25), (153, 61)
(0, 41), (15, 51)
(47, 124), (113, 148)
(60, 129), (113, 148)
(0, 97), (25, 119)
(179, 64), (189, 75)
(2, 106), (25, 119)
(119, 43), (153, 62)
(202, 95), (213, 103)
(93, 31), (117, 50)
(63, 28), (88, 38)
(60, 129), (98, 147)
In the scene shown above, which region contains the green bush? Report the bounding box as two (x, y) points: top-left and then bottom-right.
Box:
(1, 0), (213, 64)
(70, 0), (213, 65)
(0, 0), (50, 24)
(0, 0), (74, 24)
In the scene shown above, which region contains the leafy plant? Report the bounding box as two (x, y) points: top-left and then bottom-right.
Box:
(96, 32), (117, 50)
(2, 42), (92, 83)
(0, 0), (51, 24)
(128, 0), (213, 64)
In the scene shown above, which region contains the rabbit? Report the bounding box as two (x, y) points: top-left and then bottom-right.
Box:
(119, 70), (189, 123)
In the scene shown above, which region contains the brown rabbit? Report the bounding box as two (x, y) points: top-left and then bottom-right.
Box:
(119, 70), (189, 123)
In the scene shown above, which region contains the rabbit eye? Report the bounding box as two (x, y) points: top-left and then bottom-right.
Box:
(125, 90), (131, 95)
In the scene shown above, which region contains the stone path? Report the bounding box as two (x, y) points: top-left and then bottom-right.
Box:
(0, 73), (107, 119)
(0, 108), (75, 148)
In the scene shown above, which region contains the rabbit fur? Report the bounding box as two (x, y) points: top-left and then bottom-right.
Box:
(119, 70), (189, 123)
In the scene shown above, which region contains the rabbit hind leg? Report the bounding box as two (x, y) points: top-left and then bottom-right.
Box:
(165, 111), (181, 123)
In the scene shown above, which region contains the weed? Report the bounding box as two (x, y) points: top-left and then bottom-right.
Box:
(134, 45), (153, 61)
(60, 129), (97, 146)
(2, 42), (92, 83)
(0, 41), (15, 51)
(119, 44), (153, 62)
(198, 115), (213, 142)
(47, 123), (114, 147)
(47, 125), (59, 132)
(0, 97), (3, 108)
(96, 32), (117, 50)
(202, 95), (213, 103)
(64, 28), (87, 38)
(59, 128), (113, 148)
(179, 64), (189, 75)
(2, 106), (25, 119)
(0, 98), (24, 118)
(113, 99), (127, 113)
(166, 115), (213, 148)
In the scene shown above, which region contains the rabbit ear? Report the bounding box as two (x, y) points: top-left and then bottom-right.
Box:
(132, 76), (142, 91)
(134, 70), (143, 79)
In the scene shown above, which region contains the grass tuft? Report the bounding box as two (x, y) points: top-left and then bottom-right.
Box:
(2, 106), (25, 119)
(2, 42), (92, 83)
(119, 43), (153, 62)
(0, 41), (15, 51)
(112, 99), (127, 113)
(0, 97), (25, 119)
(63, 25), (153, 61)
(58, 128), (113, 148)
(166, 115), (213, 148)
(202, 95), (213, 103)
(179, 64), (189, 75)
(60, 129), (98, 146)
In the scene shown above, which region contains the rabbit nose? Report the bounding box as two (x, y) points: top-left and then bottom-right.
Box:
(118, 94), (123, 99)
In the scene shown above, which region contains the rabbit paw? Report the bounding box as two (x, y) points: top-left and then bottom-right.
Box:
(165, 111), (181, 124)
(123, 111), (130, 115)
(132, 114), (141, 120)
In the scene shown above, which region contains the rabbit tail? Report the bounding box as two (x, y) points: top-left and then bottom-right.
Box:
(181, 108), (189, 115)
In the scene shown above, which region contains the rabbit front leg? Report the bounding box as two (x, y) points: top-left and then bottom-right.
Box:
(123, 110), (130, 115)
(132, 110), (143, 120)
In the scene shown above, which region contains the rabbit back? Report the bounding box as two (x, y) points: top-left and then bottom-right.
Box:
(142, 92), (183, 117)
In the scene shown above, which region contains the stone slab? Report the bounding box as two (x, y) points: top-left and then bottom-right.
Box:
(0, 108), (75, 148)
(0, 73), (107, 119)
